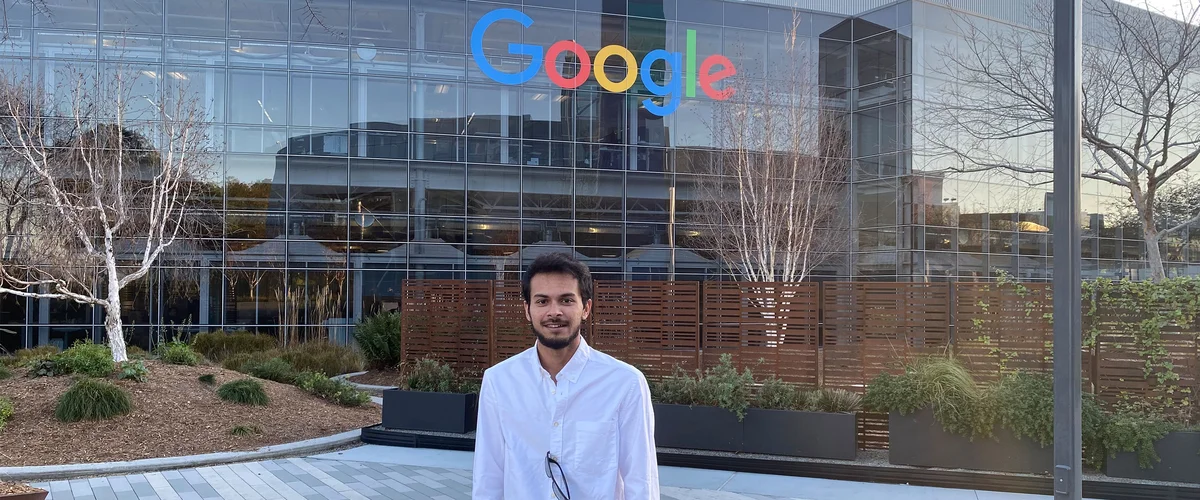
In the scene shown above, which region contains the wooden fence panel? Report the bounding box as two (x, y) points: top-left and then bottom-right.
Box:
(491, 280), (529, 365)
(400, 280), (492, 375)
(590, 281), (701, 380)
(701, 282), (821, 386)
(954, 283), (1054, 384)
(822, 282), (951, 391)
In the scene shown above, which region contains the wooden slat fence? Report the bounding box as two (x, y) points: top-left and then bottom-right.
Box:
(397, 279), (1200, 449)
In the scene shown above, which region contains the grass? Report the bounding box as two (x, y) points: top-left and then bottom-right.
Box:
(0, 397), (12, 431)
(191, 330), (278, 363)
(217, 379), (269, 406)
(157, 341), (201, 366)
(229, 425), (263, 437)
(248, 357), (297, 384)
(55, 379), (133, 423)
(198, 374), (216, 385)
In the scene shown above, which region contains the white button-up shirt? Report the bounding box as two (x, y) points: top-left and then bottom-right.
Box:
(471, 336), (660, 499)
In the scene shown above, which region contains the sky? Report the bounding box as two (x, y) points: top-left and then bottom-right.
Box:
(1115, 0), (1198, 20)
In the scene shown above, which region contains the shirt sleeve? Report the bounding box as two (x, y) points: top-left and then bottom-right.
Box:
(618, 371), (660, 499)
(471, 373), (505, 500)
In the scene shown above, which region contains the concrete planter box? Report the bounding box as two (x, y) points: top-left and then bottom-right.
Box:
(654, 403), (743, 452)
(0, 490), (48, 500)
(743, 408), (857, 461)
(889, 407), (1053, 475)
(381, 389), (477, 434)
(1105, 431), (1200, 484)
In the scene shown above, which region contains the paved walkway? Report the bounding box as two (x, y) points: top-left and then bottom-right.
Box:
(30, 445), (1091, 500)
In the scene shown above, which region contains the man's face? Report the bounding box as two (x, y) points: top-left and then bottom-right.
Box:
(525, 272), (592, 350)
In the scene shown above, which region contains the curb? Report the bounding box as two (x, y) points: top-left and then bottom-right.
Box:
(333, 371), (398, 392)
(0, 429), (366, 482)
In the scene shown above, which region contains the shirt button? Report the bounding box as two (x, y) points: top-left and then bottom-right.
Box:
(554, 421), (559, 427)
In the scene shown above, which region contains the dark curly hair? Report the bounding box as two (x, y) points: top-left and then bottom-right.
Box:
(521, 252), (594, 304)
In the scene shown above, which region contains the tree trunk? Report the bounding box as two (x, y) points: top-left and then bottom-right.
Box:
(105, 277), (128, 362)
(1144, 227), (1167, 282)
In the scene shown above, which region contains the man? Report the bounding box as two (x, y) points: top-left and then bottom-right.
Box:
(472, 252), (660, 499)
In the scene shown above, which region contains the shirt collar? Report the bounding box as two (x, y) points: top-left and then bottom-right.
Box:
(532, 335), (592, 383)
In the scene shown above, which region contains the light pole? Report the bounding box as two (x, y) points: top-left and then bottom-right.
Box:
(1052, 0), (1083, 499)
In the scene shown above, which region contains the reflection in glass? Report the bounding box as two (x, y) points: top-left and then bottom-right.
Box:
(289, 156), (349, 213)
(468, 164), (520, 217)
(291, 73), (349, 129)
(523, 167), (573, 220)
(230, 0), (289, 40)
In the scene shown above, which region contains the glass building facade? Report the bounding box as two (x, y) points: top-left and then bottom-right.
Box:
(0, 0), (1195, 352)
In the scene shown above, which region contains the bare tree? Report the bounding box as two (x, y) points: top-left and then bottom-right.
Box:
(923, 0), (1200, 281)
(0, 62), (216, 362)
(693, 15), (852, 282)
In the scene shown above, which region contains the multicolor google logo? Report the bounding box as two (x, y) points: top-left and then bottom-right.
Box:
(470, 8), (737, 117)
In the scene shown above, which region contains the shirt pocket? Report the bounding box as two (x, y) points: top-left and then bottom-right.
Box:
(572, 419), (618, 476)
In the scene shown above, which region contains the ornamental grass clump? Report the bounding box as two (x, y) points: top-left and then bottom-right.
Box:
(217, 379), (269, 406)
(863, 356), (994, 441)
(55, 379), (133, 422)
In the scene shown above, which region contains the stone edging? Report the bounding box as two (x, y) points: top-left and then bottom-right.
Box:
(333, 371), (398, 391)
(0, 429), (365, 482)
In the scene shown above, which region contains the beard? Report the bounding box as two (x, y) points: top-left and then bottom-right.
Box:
(533, 322), (580, 350)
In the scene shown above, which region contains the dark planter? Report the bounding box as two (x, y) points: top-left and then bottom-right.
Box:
(0, 490), (48, 500)
(1105, 431), (1200, 484)
(743, 408), (857, 461)
(889, 407), (1053, 475)
(654, 403), (743, 452)
(382, 389), (478, 434)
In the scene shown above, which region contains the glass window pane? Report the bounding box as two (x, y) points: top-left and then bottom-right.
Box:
(35, 30), (97, 59)
(290, 43), (350, 72)
(351, 158), (408, 215)
(230, 0), (289, 40)
(351, 130), (409, 159)
(229, 69), (288, 125)
(352, 75), (409, 130)
(523, 220), (573, 246)
(467, 219), (519, 256)
(291, 0), (349, 44)
(412, 163), (464, 216)
(351, 45), (409, 75)
(411, 0), (465, 53)
(101, 34), (162, 62)
(36, 0), (98, 29)
(351, 0), (409, 49)
(167, 0), (226, 37)
(466, 164), (518, 217)
(412, 80), (463, 135)
(626, 172), (669, 222)
(290, 72), (348, 128)
(523, 167), (572, 220)
(467, 85), (520, 138)
(102, 0), (163, 33)
(228, 125), (288, 154)
(226, 154), (287, 211)
(412, 134), (463, 162)
(165, 66), (226, 123)
(287, 128), (350, 156)
(166, 37), (226, 66)
(575, 170), (622, 221)
(467, 137), (520, 165)
(229, 40), (288, 68)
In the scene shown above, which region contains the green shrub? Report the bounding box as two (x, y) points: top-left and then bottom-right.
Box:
(222, 351), (274, 373)
(0, 355), (17, 368)
(118, 360), (149, 383)
(354, 312), (403, 370)
(0, 364), (10, 380)
(191, 330), (278, 362)
(1102, 411), (1180, 470)
(198, 374), (216, 385)
(649, 355), (756, 421)
(217, 379), (269, 406)
(403, 356), (461, 393)
(863, 356), (994, 441)
(56, 340), (115, 378)
(15, 345), (59, 366)
(230, 424), (262, 437)
(27, 359), (57, 378)
(248, 357), (296, 384)
(55, 378), (133, 422)
(0, 397), (13, 431)
(294, 372), (371, 407)
(157, 341), (200, 366)
(280, 342), (364, 377)
(754, 377), (800, 410)
(126, 345), (150, 360)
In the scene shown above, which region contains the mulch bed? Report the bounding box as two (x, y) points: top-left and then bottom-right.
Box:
(347, 370), (402, 388)
(0, 481), (44, 494)
(0, 361), (381, 467)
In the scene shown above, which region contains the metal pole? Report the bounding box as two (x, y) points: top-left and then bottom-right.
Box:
(1052, 0), (1083, 499)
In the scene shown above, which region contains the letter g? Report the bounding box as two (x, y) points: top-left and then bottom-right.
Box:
(471, 8), (543, 85)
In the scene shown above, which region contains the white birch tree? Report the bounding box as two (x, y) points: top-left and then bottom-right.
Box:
(694, 14), (852, 282)
(0, 62), (216, 362)
(922, 0), (1200, 281)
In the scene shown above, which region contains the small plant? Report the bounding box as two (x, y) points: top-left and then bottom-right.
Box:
(754, 377), (800, 410)
(294, 372), (372, 407)
(198, 374), (216, 385)
(217, 379), (269, 406)
(56, 340), (114, 378)
(1103, 411), (1182, 470)
(649, 355), (757, 421)
(0, 396), (13, 431)
(14, 345), (59, 366)
(403, 356), (461, 393)
(862, 356), (994, 441)
(222, 351), (274, 373)
(279, 341), (364, 377)
(27, 359), (57, 378)
(354, 312), (403, 370)
(156, 341), (201, 366)
(118, 360), (149, 383)
(247, 357), (296, 384)
(230, 424), (263, 437)
(0, 364), (10, 380)
(55, 378), (133, 422)
(0, 355), (17, 368)
(126, 345), (150, 360)
(816, 388), (863, 414)
(191, 330), (278, 362)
